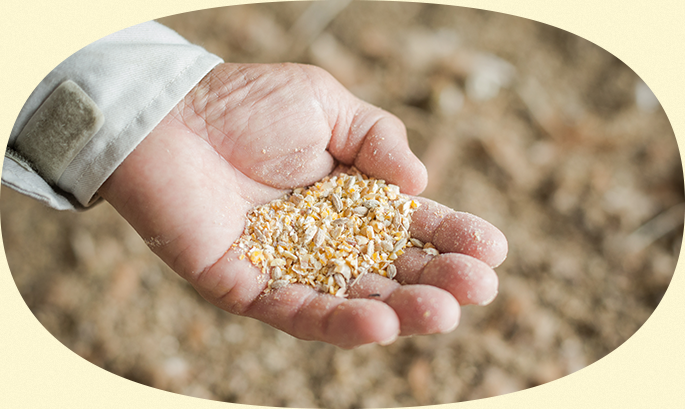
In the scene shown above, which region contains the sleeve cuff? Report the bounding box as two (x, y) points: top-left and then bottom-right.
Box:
(4, 21), (224, 210)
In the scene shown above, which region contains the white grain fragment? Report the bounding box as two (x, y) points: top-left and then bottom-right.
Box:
(393, 238), (407, 253)
(290, 193), (304, 206)
(423, 247), (440, 256)
(386, 264), (397, 280)
(313, 227), (326, 247)
(338, 263), (352, 280)
(365, 226), (374, 240)
(363, 199), (381, 209)
(367, 241), (375, 257)
(345, 175), (357, 190)
(353, 206), (369, 216)
(303, 225), (318, 244)
(333, 273), (347, 289)
(330, 193), (343, 213)
(332, 217), (349, 226)
(271, 279), (290, 289)
(355, 235), (369, 245)
(269, 258), (286, 267)
(410, 238), (424, 248)
(330, 225), (343, 240)
(281, 249), (297, 260)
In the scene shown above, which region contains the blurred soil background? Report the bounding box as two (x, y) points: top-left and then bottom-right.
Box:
(2, 1), (682, 407)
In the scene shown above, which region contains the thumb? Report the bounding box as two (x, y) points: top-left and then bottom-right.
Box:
(328, 102), (428, 195)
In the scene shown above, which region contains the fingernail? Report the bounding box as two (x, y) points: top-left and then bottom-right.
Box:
(478, 289), (499, 306)
(441, 314), (461, 334)
(378, 333), (398, 346)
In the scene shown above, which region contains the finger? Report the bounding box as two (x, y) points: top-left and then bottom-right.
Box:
(393, 247), (499, 306)
(328, 103), (428, 195)
(348, 273), (461, 336)
(246, 285), (400, 349)
(410, 197), (508, 268)
(192, 249), (400, 348)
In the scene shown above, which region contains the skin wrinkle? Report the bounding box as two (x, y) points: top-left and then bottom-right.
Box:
(248, 142), (334, 188)
(358, 127), (405, 177)
(327, 101), (361, 157)
(185, 85), (214, 141)
(355, 117), (386, 160)
(191, 244), (236, 290)
(351, 108), (385, 155)
(219, 289), (253, 316)
(179, 75), (218, 141)
(198, 66), (262, 158)
(321, 303), (346, 343)
(206, 101), (247, 161)
(289, 290), (323, 339)
(213, 264), (263, 316)
(428, 210), (452, 250)
(243, 90), (280, 135)
(292, 291), (342, 342)
(342, 114), (384, 166)
(405, 251), (435, 286)
(180, 89), (229, 153)
(296, 64), (328, 120)
(169, 237), (197, 280)
(287, 66), (333, 156)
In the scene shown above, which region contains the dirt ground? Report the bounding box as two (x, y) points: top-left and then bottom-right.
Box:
(2, 2), (682, 407)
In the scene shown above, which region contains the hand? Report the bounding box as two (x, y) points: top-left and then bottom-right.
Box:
(99, 63), (508, 348)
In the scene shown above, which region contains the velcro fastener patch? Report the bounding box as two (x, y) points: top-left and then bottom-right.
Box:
(15, 80), (104, 183)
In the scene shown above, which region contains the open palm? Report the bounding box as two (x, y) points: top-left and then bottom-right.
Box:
(99, 63), (507, 348)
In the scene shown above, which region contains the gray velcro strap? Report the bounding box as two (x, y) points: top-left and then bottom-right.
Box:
(15, 80), (104, 183)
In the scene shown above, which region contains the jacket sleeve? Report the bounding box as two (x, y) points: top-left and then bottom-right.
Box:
(3, 21), (223, 210)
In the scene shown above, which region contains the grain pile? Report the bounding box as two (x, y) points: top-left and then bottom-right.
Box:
(235, 168), (436, 297)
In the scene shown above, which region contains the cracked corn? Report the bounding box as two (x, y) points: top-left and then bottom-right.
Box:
(235, 168), (436, 297)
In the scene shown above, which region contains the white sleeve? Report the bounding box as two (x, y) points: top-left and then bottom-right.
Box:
(3, 21), (223, 210)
